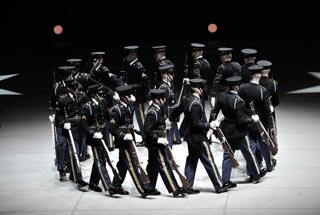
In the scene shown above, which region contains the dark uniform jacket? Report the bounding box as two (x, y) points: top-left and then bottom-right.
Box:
(48, 81), (69, 114)
(211, 61), (241, 96)
(73, 72), (99, 92)
(239, 82), (272, 137)
(211, 91), (252, 138)
(259, 76), (280, 107)
(192, 57), (211, 100)
(158, 81), (176, 116)
(144, 104), (166, 148)
(108, 101), (134, 148)
(56, 90), (88, 140)
(170, 94), (210, 142)
(121, 59), (150, 104)
(81, 97), (109, 146)
(240, 62), (255, 84)
(91, 65), (124, 90)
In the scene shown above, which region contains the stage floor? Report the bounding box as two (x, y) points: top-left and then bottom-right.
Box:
(0, 92), (319, 215)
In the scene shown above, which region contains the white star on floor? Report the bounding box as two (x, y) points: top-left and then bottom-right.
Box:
(0, 74), (22, 95)
(287, 72), (320, 94)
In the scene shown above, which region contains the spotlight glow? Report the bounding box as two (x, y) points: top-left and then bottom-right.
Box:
(53, 25), (63, 35)
(208, 23), (217, 33)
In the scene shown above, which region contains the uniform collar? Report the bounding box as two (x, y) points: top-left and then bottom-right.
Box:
(130, 58), (138, 66)
(195, 56), (203, 60)
(192, 93), (200, 99)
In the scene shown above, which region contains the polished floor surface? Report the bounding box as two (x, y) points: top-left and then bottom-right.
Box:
(0, 92), (319, 215)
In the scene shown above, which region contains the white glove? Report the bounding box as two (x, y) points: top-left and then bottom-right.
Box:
(210, 97), (216, 108)
(63, 122), (71, 130)
(93, 132), (103, 139)
(49, 114), (55, 123)
(130, 94), (136, 102)
(112, 92), (120, 101)
(148, 100), (153, 106)
(270, 105), (274, 113)
(123, 133), (133, 141)
(207, 129), (214, 140)
(157, 137), (168, 145)
(183, 78), (190, 85)
(165, 119), (172, 130)
(210, 120), (220, 129)
(251, 114), (260, 122)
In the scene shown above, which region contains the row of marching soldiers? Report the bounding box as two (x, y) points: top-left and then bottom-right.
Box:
(48, 43), (279, 197)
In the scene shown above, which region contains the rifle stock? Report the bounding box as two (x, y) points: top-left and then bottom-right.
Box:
(249, 102), (278, 156)
(165, 145), (190, 188)
(51, 122), (58, 166)
(96, 119), (121, 180)
(64, 108), (82, 176)
(270, 114), (278, 147)
(67, 128), (82, 176)
(128, 139), (150, 184)
(100, 138), (122, 181)
(215, 128), (240, 168)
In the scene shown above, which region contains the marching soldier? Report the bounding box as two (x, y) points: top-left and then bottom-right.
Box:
(89, 51), (124, 90)
(170, 79), (230, 194)
(66, 58), (97, 161)
(211, 47), (241, 107)
(55, 79), (89, 191)
(80, 84), (118, 196)
(48, 66), (75, 181)
(120, 46), (151, 145)
(88, 51), (124, 151)
(257, 60), (279, 170)
(157, 64), (181, 147)
(152, 45), (174, 86)
(108, 85), (158, 197)
(239, 65), (274, 174)
(240, 48), (257, 84)
(210, 76), (265, 186)
(144, 89), (185, 197)
(189, 43), (211, 121)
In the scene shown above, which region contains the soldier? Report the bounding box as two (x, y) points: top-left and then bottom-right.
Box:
(108, 85), (158, 197)
(170, 79), (230, 194)
(89, 51), (124, 90)
(239, 65), (274, 174)
(211, 47), (241, 107)
(157, 64), (182, 147)
(80, 84), (118, 196)
(88, 51), (123, 151)
(152, 45), (174, 86)
(66, 58), (97, 161)
(257, 60), (279, 170)
(120, 46), (151, 145)
(48, 66), (75, 181)
(210, 76), (265, 186)
(55, 79), (89, 191)
(240, 48), (257, 84)
(189, 43), (211, 121)
(144, 89), (185, 198)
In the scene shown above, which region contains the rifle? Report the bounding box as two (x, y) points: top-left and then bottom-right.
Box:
(249, 102), (278, 156)
(269, 114), (278, 147)
(165, 144), (190, 188)
(64, 108), (82, 177)
(126, 126), (150, 184)
(215, 127), (240, 168)
(50, 68), (58, 166)
(51, 121), (58, 166)
(210, 115), (239, 168)
(96, 120), (121, 181)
